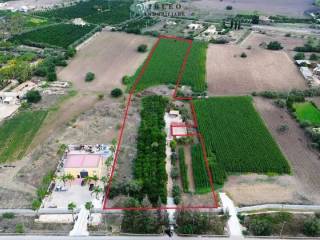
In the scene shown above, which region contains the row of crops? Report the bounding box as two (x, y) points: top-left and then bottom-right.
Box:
(129, 38), (207, 93)
(191, 144), (226, 193)
(193, 96), (290, 186)
(12, 23), (95, 49)
(133, 95), (169, 205)
(0, 110), (48, 163)
(181, 41), (207, 93)
(178, 147), (189, 192)
(34, 0), (132, 25)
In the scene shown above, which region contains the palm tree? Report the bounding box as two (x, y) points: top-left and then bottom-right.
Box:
(91, 175), (99, 187)
(83, 175), (92, 185)
(65, 173), (75, 187)
(100, 176), (108, 186)
(59, 174), (69, 186)
(32, 199), (41, 217)
(68, 202), (77, 223)
(85, 201), (94, 220)
(91, 186), (103, 199)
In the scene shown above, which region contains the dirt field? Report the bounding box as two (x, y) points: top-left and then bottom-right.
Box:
(224, 97), (320, 206)
(206, 44), (307, 95)
(190, 0), (318, 17)
(58, 31), (156, 93)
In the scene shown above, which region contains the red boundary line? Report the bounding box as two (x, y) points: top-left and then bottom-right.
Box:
(103, 35), (219, 210)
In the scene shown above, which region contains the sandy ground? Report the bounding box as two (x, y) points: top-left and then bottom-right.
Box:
(206, 44), (307, 95)
(58, 31), (156, 93)
(224, 97), (320, 206)
(0, 104), (19, 122)
(190, 0), (318, 17)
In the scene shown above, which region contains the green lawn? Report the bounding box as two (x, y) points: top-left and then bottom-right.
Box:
(293, 102), (320, 124)
(0, 110), (47, 163)
(193, 96), (290, 183)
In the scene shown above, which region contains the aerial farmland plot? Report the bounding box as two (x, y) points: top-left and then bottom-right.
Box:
(12, 23), (95, 49)
(193, 96), (290, 178)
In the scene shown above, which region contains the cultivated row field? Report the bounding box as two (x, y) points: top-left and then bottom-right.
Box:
(193, 97), (290, 180)
(0, 110), (48, 163)
(130, 38), (207, 93)
(12, 24), (95, 49)
(34, 0), (132, 24)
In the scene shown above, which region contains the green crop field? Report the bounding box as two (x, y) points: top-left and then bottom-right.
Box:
(0, 110), (47, 163)
(178, 147), (189, 192)
(129, 38), (207, 92)
(34, 0), (132, 24)
(181, 41), (207, 93)
(193, 97), (290, 184)
(12, 24), (95, 49)
(134, 95), (168, 205)
(293, 102), (320, 124)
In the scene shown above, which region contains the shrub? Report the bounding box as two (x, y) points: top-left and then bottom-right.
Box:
(240, 52), (247, 58)
(47, 71), (57, 81)
(26, 90), (41, 103)
(172, 185), (181, 205)
(2, 212), (15, 219)
(15, 224), (24, 233)
(170, 140), (177, 151)
(303, 217), (320, 236)
(310, 53), (319, 61)
(137, 44), (147, 53)
(66, 47), (76, 58)
(226, 5), (233, 10)
(294, 52), (305, 60)
(110, 88), (123, 97)
(85, 72), (95, 82)
(170, 167), (179, 179)
(249, 219), (272, 236)
(122, 75), (130, 85)
(267, 41), (283, 50)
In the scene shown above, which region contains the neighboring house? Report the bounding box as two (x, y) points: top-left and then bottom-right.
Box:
(64, 153), (104, 179)
(259, 15), (272, 25)
(72, 18), (86, 26)
(313, 64), (320, 76)
(300, 67), (313, 81)
(296, 60), (311, 66)
(187, 23), (203, 30)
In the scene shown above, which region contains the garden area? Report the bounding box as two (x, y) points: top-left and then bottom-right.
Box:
(193, 96), (290, 185)
(0, 110), (47, 163)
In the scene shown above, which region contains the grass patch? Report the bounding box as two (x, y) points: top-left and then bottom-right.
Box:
(193, 96), (290, 184)
(0, 110), (48, 163)
(293, 102), (320, 125)
(12, 23), (95, 49)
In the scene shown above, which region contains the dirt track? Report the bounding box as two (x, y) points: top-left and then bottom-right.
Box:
(206, 44), (306, 95)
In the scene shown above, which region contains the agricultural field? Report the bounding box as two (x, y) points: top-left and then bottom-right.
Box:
(0, 110), (47, 163)
(206, 44), (306, 95)
(34, 0), (132, 25)
(129, 38), (207, 92)
(293, 102), (320, 124)
(178, 147), (189, 192)
(133, 95), (168, 205)
(12, 23), (95, 49)
(181, 41), (207, 93)
(193, 97), (290, 183)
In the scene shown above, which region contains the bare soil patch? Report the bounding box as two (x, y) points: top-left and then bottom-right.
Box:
(58, 31), (156, 92)
(206, 44), (306, 95)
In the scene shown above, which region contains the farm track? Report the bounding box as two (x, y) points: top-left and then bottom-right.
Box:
(103, 35), (219, 211)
